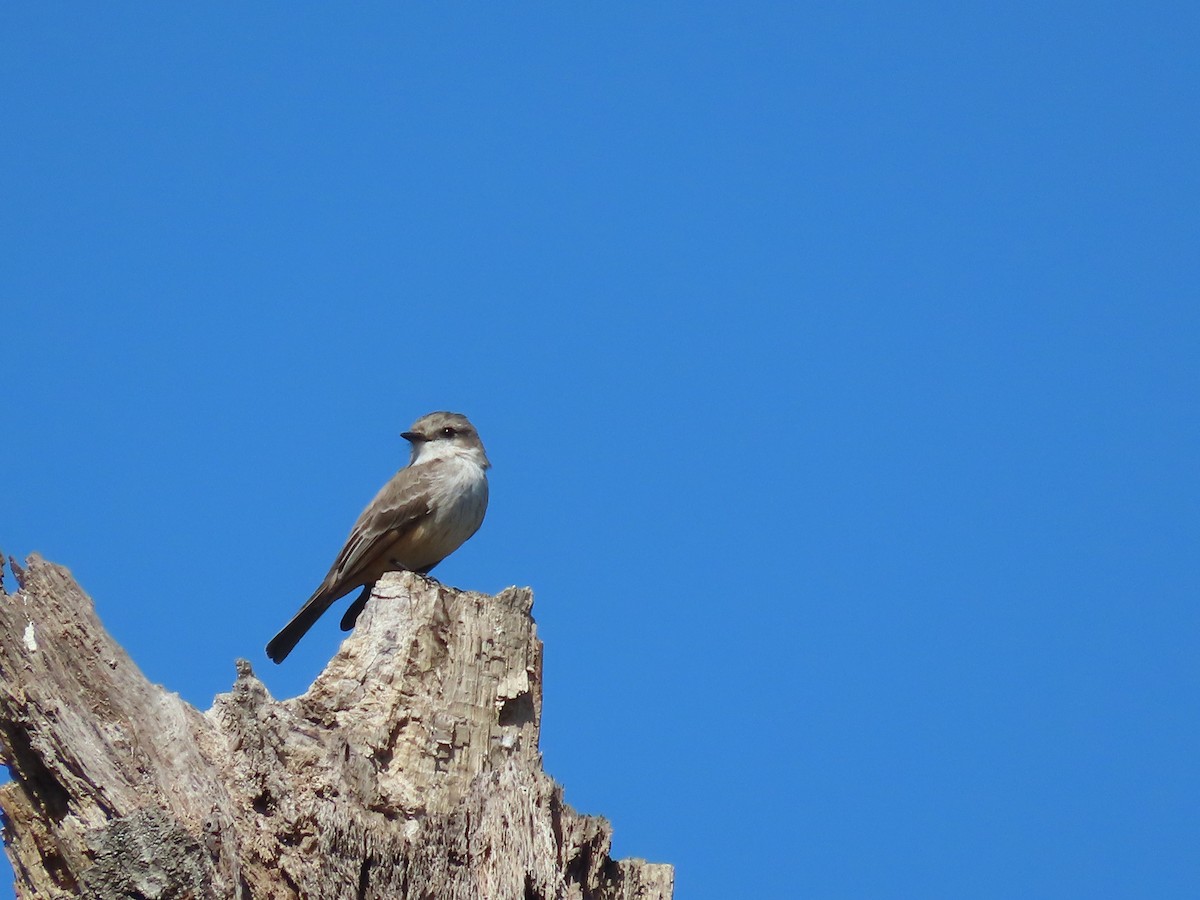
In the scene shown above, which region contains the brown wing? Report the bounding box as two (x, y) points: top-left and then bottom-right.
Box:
(265, 465), (438, 663)
(317, 468), (434, 593)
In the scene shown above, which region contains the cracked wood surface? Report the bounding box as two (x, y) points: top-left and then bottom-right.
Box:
(0, 555), (672, 899)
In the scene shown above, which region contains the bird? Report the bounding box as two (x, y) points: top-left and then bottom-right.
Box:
(265, 411), (490, 663)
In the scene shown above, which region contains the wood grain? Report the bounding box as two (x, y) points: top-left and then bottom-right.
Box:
(0, 555), (672, 899)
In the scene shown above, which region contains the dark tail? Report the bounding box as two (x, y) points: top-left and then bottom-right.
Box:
(265, 589), (337, 664)
(339, 585), (373, 632)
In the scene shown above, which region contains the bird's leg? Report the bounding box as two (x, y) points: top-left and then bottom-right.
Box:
(410, 562), (443, 585)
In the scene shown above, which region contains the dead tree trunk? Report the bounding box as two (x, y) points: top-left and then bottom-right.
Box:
(0, 554), (672, 899)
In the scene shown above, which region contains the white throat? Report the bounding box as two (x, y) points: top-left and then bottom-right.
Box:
(410, 440), (488, 470)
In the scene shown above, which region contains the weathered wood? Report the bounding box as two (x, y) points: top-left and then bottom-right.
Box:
(0, 555), (673, 899)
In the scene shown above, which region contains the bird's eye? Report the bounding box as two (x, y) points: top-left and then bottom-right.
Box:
(441, 427), (457, 437)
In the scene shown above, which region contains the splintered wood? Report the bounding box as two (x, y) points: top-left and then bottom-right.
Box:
(0, 556), (672, 899)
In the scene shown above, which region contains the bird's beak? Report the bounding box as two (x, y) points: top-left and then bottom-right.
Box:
(401, 431), (425, 443)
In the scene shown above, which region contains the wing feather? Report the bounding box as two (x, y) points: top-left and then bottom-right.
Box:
(319, 464), (439, 594)
(265, 461), (446, 664)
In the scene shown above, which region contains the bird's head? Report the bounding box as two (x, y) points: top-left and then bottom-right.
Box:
(403, 411), (491, 469)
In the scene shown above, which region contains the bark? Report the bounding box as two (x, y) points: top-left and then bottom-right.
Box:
(0, 554), (672, 900)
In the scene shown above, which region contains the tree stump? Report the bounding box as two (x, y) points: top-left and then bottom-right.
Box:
(0, 555), (672, 899)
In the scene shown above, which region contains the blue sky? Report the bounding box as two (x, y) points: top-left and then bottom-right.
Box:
(3, 5), (1197, 897)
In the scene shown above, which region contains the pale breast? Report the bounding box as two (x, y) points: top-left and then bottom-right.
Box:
(400, 456), (489, 570)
